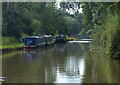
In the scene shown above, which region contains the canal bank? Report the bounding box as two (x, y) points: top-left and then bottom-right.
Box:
(1, 37), (23, 51)
(1, 44), (23, 52)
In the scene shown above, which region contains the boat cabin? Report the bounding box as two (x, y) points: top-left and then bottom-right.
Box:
(55, 34), (67, 43)
(22, 35), (54, 48)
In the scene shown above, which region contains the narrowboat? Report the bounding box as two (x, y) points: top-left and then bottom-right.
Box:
(55, 34), (67, 43)
(22, 35), (54, 49)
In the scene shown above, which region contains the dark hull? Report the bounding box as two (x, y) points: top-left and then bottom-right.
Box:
(24, 42), (54, 49)
(55, 39), (67, 43)
(24, 46), (38, 49)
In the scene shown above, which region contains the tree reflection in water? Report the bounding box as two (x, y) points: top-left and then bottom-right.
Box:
(2, 42), (120, 83)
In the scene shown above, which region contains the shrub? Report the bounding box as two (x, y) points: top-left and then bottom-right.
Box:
(92, 13), (119, 58)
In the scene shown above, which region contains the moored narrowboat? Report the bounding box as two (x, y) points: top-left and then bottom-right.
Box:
(55, 34), (67, 43)
(22, 35), (54, 49)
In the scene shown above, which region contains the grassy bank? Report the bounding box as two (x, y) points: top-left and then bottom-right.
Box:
(1, 43), (23, 50)
(0, 37), (23, 50)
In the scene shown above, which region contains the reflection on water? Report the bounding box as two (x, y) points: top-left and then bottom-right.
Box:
(2, 42), (120, 83)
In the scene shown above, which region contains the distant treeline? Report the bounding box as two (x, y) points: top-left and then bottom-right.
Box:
(2, 2), (84, 38)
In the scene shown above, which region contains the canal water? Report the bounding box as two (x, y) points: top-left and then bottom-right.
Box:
(2, 42), (120, 83)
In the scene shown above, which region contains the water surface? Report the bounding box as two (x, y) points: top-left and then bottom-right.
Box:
(2, 42), (120, 83)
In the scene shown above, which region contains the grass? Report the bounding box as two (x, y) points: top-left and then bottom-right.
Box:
(1, 43), (23, 50)
(66, 37), (77, 41)
(0, 37), (23, 50)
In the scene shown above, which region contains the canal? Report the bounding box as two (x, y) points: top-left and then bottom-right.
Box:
(2, 41), (120, 83)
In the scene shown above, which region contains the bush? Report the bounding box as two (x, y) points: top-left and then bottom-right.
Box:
(92, 13), (119, 58)
(109, 29), (120, 58)
(104, 14), (119, 58)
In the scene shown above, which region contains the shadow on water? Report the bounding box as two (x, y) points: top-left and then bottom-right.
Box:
(2, 42), (120, 83)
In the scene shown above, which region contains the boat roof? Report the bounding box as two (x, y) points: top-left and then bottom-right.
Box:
(24, 35), (52, 39)
(44, 35), (51, 37)
(25, 36), (40, 38)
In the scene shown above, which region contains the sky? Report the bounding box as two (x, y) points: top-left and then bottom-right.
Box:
(55, 0), (83, 14)
(66, 7), (83, 14)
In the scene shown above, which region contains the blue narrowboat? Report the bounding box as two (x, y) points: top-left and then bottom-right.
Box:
(22, 35), (54, 49)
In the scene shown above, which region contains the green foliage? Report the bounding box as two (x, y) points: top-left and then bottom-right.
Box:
(82, 2), (120, 58)
(64, 16), (81, 34)
(110, 29), (120, 58)
(82, 2), (93, 33)
(2, 2), (84, 38)
(2, 37), (20, 46)
(2, 2), (35, 37)
(90, 3), (120, 58)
